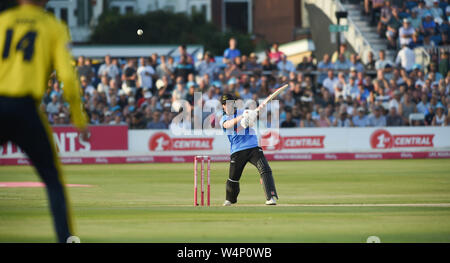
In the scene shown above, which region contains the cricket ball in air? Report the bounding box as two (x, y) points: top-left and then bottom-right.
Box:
(137, 29), (143, 36)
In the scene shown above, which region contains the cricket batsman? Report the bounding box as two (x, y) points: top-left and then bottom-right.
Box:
(220, 93), (278, 206)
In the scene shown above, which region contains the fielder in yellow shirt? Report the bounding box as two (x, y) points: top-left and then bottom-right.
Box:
(0, 0), (89, 243)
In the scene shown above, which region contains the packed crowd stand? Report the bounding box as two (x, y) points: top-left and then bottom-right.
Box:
(44, 34), (449, 129)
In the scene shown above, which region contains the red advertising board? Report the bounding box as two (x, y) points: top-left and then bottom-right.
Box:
(0, 125), (128, 155)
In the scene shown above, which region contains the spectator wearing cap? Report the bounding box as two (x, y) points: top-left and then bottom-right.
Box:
(367, 106), (387, 127)
(117, 89), (128, 109)
(223, 37), (241, 64)
(432, 103), (448, 126)
(395, 44), (415, 72)
(352, 107), (369, 127)
(399, 18), (415, 46)
(386, 106), (404, 126)
(103, 111), (113, 124)
(137, 90), (152, 109)
(422, 13), (437, 35)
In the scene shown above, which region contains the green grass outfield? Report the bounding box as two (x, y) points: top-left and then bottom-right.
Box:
(0, 159), (449, 242)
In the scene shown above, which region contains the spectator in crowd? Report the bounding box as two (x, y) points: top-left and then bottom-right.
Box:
(395, 44), (416, 72)
(432, 103), (448, 126)
(223, 37), (241, 64)
(137, 57), (156, 91)
(121, 58), (138, 96)
(174, 55), (195, 83)
(375, 50), (394, 73)
(317, 54), (334, 84)
(300, 112), (316, 127)
(386, 106), (404, 126)
(316, 108), (331, 127)
(98, 55), (120, 80)
(268, 43), (284, 64)
(333, 108), (352, 127)
(277, 54), (296, 76)
(349, 54), (365, 72)
(323, 70), (339, 95)
(368, 105), (387, 127)
(386, 7), (402, 49)
(334, 54), (351, 72)
(197, 51), (218, 80)
(409, 9), (422, 31)
(156, 55), (175, 78)
(422, 13), (437, 35)
(81, 75), (96, 96)
(281, 109), (297, 128)
(77, 56), (94, 83)
(399, 93), (417, 125)
(146, 110), (167, 129)
(377, 0), (392, 36)
(399, 18), (415, 46)
(46, 93), (60, 116)
(352, 107), (369, 127)
(365, 51), (376, 71)
(331, 43), (351, 63)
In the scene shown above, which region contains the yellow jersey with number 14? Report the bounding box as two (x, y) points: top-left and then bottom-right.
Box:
(0, 4), (87, 129)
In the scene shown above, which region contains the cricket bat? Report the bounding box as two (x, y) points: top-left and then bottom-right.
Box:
(255, 83), (289, 113)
